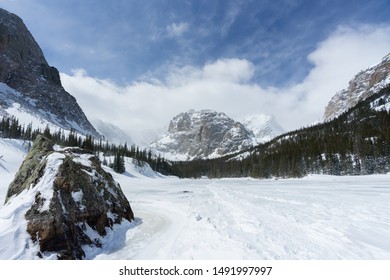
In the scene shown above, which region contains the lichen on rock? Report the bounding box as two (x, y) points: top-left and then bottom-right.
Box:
(5, 135), (134, 259)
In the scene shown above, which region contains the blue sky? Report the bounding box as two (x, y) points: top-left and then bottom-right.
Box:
(2, 0), (390, 143)
(3, 0), (390, 86)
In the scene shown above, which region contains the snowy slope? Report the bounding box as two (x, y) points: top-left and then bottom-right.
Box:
(370, 93), (390, 112)
(0, 82), (88, 136)
(0, 138), (28, 203)
(240, 114), (284, 144)
(102, 155), (165, 179)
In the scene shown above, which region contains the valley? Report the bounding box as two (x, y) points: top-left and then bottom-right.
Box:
(1, 5), (390, 262)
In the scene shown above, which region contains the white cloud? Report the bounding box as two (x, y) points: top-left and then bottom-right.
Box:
(282, 24), (390, 128)
(203, 58), (255, 83)
(166, 22), (189, 37)
(61, 24), (390, 146)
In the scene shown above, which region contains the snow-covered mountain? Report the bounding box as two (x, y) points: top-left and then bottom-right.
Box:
(150, 109), (255, 160)
(240, 114), (284, 144)
(0, 8), (99, 137)
(323, 52), (390, 121)
(92, 119), (133, 145)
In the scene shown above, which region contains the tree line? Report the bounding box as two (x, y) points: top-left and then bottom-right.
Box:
(0, 117), (173, 174)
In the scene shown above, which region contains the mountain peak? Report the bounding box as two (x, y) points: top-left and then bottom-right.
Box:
(151, 109), (255, 160)
(0, 8), (99, 137)
(323, 52), (390, 121)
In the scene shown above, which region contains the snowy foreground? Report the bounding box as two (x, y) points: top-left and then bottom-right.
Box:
(98, 173), (390, 260)
(1, 139), (390, 260)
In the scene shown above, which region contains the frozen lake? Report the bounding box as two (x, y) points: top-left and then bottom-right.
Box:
(92, 174), (390, 260)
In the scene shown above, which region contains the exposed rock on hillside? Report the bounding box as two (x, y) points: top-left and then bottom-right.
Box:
(0, 8), (99, 136)
(5, 135), (133, 259)
(323, 53), (390, 121)
(151, 109), (255, 160)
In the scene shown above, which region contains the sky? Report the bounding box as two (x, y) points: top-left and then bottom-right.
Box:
(2, 0), (390, 144)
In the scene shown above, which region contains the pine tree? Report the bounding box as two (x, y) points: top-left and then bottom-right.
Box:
(110, 151), (126, 173)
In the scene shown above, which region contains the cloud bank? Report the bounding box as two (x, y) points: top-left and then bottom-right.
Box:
(61, 24), (390, 146)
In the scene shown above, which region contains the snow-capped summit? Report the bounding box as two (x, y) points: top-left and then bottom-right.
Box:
(240, 114), (284, 144)
(150, 109), (255, 160)
(0, 8), (99, 137)
(323, 52), (390, 121)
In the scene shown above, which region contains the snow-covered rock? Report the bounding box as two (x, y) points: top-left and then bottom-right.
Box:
(150, 109), (255, 160)
(323, 52), (390, 121)
(3, 135), (133, 259)
(0, 8), (99, 137)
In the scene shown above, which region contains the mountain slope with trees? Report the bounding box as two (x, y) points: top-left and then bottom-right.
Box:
(170, 86), (390, 178)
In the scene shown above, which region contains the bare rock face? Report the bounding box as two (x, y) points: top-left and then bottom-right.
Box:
(0, 8), (99, 137)
(151, 109), (255, 160)
(323, 53), (390, 121)
(5, 135), (134, 259)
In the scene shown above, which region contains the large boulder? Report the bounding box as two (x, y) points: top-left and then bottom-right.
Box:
(5, 135), (134, 259)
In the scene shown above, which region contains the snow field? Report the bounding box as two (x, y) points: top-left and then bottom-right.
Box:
(0, 139), (28, 203)
(97, 174), (390, 260)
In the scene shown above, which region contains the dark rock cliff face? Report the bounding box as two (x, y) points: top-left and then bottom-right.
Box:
(5, 135), (133, 259)
(0, 8), (99, 137)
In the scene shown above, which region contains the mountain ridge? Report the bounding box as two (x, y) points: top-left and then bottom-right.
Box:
(323, 52), (390, 121)
(0, 8), (99, 137)
(150, 109), (284, 160)
(170, 85), (390, 178)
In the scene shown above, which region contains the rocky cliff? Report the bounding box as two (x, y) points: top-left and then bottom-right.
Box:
(5, 135), (133, 259)
(0, 8), (99, 137)
(323, 53), (390, 121)
(150, 109), (255, 160)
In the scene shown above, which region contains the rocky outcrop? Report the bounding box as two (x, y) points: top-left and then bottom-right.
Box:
(5, 135), (133, 259)
(0, 8), (99, 137)
(323, 53), (390, 121)
(150, 109), (255, 160)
